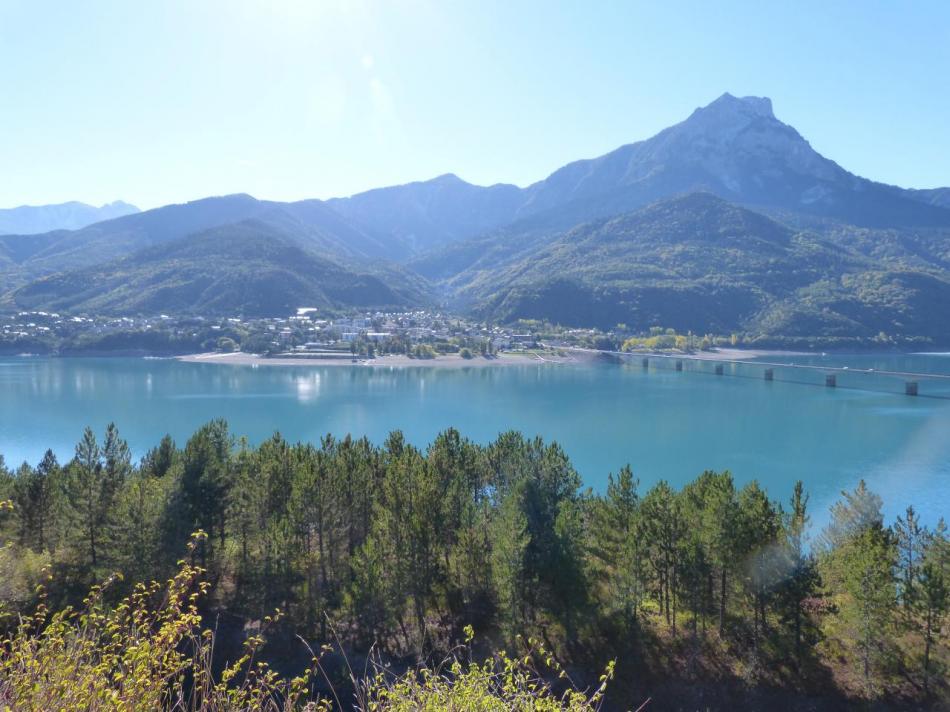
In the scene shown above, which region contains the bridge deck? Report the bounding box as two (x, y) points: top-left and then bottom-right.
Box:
(556, 347), (950, 389)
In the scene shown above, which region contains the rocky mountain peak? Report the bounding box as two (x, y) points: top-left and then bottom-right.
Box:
(703, 92), (775, 119)
(678, 93), (782, 142)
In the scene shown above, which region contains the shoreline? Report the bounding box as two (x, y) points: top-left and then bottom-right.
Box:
(2, 346), (928, 366)
(174, 350), (596, 369)
(173, 346), (811, 369)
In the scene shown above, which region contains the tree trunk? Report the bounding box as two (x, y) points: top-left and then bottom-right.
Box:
(671, 575), (677, 638)
(719, 569), (726, 636)
(923, 610), (933, 696)
(794, 602), (802, 668)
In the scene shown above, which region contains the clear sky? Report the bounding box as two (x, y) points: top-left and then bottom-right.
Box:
(1, 0), (949, 210)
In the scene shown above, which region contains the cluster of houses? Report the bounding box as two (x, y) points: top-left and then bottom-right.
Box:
(1, 308), (560, 355)
(273, 310), (544, 355)
(1, 311), (173, 342)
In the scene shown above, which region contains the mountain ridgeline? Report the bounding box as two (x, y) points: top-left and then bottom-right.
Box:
(3, 93), (950, 341)
(0, 200), (138, 236)
(13, 221), (429, 317)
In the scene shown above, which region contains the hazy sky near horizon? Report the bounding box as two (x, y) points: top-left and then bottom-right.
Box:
(2, 0), (949, 210)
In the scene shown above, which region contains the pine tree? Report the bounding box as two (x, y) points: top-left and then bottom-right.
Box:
(841, 524), (897, 698)
(141, 434), (177, 477)
(682, 471), (738, 636)
(779, 480), (820, 668)
(589, 465), (645, 632)
(490, 486), (530, 638)
(894, 505), (925, 608)
(917, 519), (948, 697)
(114, 470), (169, 583)
(61, 425), (127, 573)
(819, 479), (883, 552)
(641, 480), (684, 634)
(176, 420), (232, 568)
(738, 481), (781, 653)
(12, 450), (57, 552)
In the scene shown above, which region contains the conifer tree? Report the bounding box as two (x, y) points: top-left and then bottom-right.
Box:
(737, 481), (781, 651)
(894, 505), (925, 608)
(11, 450), (57, 552)
(61, 426), (126, 573)
(779, 480), (820, 667)
(176, 419), (232, 568)
(490, 486), (530, 637)
(589, 465), (645, 631)
(641, 480), (684, 633)
(821, 482), (895, 699)
(917, 519), (948, 697)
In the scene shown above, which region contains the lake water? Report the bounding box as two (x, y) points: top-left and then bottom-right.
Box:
(3, 353), (950, 528)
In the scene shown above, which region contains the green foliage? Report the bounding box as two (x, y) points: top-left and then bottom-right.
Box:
(0, 533), (325, 711)
(0, 542), (613, 710)
(409, 344), (438, 359)
(447, 194), (950, 343)
(60, 425), (130, 574)
(13, 222), (430, 317)
(588, 466), (645, 630)
(0, 426), (947, 706)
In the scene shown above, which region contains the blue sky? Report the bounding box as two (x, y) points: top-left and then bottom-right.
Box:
(1, 0), (948, 209)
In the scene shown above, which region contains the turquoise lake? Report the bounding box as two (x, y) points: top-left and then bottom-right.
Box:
(3, 354), (950, 528)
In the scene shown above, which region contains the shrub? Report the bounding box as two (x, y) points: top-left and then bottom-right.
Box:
(0, 532), (614, 711)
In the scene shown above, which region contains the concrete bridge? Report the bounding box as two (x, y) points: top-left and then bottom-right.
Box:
(555, 346), (950, 398)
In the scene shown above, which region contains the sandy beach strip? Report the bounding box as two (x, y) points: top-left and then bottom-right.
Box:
(175, 347), (811, 369)
(175, 350), (596, 369)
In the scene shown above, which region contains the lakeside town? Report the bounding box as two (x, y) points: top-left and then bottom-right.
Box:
(1, 306), (923, 361)
(0, 308), (584, 359)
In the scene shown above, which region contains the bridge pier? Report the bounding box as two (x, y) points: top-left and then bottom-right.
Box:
(825, 374), (837, 388)
(675, 360), (683, 372)
(906, 381), (918, 396)
(714, 364), (724, 376)
(764, 368), (774, 381)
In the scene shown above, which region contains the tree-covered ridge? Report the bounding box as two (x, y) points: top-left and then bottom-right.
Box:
(0, 424), (947, 708)
(12, 221), (432, 317)
(437, 193), (950, 341)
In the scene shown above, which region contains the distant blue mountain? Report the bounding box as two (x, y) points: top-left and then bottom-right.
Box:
(0, 200), (138, 235)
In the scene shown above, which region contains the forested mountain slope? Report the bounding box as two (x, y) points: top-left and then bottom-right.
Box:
(12, 220), (430, 316)
(0, 194), (404, 289)
(448, 193), (950, 339)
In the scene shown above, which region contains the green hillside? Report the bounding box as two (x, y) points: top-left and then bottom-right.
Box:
(449, 193), (950, 341)
(12, 220), (431, 316)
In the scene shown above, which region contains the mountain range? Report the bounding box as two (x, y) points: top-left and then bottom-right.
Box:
(3, 93), (950, 343)
(0, 201), (139, 236)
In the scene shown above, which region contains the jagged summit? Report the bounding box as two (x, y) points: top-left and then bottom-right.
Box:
(700, 92), (775, 119)
(675, 92), (788, 146)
